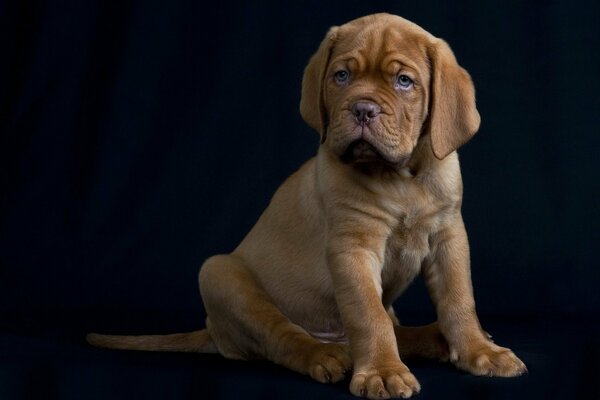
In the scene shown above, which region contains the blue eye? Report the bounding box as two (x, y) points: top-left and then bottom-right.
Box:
(396, 74), (413, 89)
(334, 70), (349, 83)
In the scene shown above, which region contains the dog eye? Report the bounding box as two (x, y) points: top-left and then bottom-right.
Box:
(334, 70), (349, 84)
(396, 75), (413, 89)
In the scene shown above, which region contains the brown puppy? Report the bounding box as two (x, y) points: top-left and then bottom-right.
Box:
(88, 13), (527, 399)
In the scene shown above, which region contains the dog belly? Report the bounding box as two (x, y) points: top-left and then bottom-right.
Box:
(265, 280), (346, 339)
(264, 274), (347, 342)
(308, 329), (348, 344)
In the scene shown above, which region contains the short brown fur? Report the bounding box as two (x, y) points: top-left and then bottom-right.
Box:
(88, 13), (525, 399)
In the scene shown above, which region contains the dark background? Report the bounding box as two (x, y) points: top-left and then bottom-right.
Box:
(1, 0), (598, 399)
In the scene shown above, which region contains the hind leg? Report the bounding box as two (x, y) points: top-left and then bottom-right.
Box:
(199, 254), (352, 383)
(387, 309), (449, 361)
(394, 323), (450, 361)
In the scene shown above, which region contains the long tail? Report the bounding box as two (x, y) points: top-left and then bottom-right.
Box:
(86, 329), (218, 353)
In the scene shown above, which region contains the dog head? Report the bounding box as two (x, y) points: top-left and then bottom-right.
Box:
(300, 13), (480, 165)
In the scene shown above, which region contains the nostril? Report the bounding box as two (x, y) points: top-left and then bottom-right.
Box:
(351, 102), (381, 123)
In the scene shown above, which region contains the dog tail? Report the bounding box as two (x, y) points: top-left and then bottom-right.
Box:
(86, 329), (218, 353)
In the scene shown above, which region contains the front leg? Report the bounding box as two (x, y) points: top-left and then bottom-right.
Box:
(328, 229), (421, 399)
(424, 216), (527, 377)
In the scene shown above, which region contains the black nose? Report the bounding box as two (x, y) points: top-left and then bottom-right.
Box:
(352, 102), (381, 123)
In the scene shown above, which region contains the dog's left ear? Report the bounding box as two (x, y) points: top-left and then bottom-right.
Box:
(426, 40), (481, 159)
(300, 27), (339, 144)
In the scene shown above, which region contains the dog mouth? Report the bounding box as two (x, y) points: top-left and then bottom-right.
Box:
(341, 139), (386, 164)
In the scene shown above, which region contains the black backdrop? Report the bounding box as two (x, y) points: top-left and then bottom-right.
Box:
(1, 1), (599, 399)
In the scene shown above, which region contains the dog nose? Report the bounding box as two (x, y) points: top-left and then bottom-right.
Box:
(352, 102), (381, 123)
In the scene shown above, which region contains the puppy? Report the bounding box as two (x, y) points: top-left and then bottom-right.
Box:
(88, 13), (527, 399)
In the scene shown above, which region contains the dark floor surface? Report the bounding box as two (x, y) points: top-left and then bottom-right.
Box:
(1, 310), (598, 399)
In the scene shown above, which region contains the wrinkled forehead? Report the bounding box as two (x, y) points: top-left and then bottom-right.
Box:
(330, 17), (433, 75)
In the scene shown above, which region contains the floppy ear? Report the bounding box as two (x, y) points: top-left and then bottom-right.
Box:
(426, 40), (481, 159)
(300, 27), (339, 144)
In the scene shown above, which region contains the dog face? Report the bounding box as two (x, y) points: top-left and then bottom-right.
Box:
(300, 13), (481, 164)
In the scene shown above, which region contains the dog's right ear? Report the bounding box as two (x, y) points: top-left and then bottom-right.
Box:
(300, 27), (339, 144)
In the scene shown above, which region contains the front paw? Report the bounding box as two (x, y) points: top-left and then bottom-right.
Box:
(451, 340), (527, 377)
(350, 362), (420, 399)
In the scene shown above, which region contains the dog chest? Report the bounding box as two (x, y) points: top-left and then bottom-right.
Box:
(386, 219), (429, 268)
(380, 201), (446, 303)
